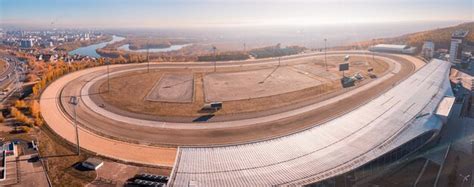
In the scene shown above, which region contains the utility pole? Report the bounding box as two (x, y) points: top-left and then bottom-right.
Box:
(212, 46), (217, 72)
(278, 57), (281, 66)
(372, 39), (375, 61)
(146, 40), (150, 73)
(243, 43), (246, 52)
(324, 38), (328, 71)
(69, 96), (80, 155)
(106, 61), (110, 92)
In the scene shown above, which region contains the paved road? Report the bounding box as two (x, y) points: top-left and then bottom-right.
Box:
(0, 54), (17, 89)
(40, 51), (424, 166)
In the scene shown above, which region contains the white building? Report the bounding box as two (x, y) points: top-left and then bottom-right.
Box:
(422, 41), (435, 59)
(449, 30), (469, 63)
(369, 44), (416, 54)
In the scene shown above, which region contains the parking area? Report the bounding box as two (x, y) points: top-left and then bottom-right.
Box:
(87, 160), (170, 186)
(16, 154), (49, 187)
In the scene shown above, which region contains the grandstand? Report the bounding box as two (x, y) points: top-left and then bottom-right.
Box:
(168, 59), (453, 186)
(369, 44), (417, 54)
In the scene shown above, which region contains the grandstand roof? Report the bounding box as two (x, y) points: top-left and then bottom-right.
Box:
(169, 59), (453, 186)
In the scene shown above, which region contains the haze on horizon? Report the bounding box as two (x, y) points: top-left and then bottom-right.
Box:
(0, 0), (472, 29)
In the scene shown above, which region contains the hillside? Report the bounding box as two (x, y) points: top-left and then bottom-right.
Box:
(344, 22), (474, 51)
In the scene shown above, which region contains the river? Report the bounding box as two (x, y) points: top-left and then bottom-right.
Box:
(68, 35), (125, 58)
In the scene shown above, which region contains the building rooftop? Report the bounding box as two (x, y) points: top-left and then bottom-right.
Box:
(83, 158), (103, 167)
(452, 30), (469, 38)
(372, 44), (409, 50)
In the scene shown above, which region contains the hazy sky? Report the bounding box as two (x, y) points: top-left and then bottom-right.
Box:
(1, 0), (472, 28)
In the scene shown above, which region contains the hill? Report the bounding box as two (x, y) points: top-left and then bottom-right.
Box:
(343, 22), (474, 51)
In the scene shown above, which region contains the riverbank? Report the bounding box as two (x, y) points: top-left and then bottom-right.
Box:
(68, 35), (125, 58)
(56, 35), (113, 52)
(96, 36), (197, 59)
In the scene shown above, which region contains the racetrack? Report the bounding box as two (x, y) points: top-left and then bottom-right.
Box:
(40, 51), (425, 167)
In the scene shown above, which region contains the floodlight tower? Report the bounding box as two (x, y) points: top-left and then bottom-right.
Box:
(106, 61), (110, 92)
(324, 38), (328, 71)
(372, 39), (376, 61)
(212, 46), (217, 72)
(146, 40), (150, 73)
(69, 96), (80, 155)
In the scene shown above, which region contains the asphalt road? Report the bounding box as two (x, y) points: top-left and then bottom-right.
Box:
(40, 51), (424, 166)
(0, 54), (17, 89)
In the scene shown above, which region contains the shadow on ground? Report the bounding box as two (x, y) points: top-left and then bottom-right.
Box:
(193, 115), (215, 122)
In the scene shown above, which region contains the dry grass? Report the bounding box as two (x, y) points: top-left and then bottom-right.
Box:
(37, 126), (96, 187)
(95, 56), (388, 117)
(0, 59), (6, 74)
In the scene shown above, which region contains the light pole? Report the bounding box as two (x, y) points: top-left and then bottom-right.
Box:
(212, 46), (217, 72)
(106, 61), (110, 92)
(69, 96), (80, 155)
(324, 38), (328, 71)
(372, 39), (375, 61)
(146, 40), (150, 73)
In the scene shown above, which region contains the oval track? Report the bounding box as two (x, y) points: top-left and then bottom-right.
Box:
(40, 51), (424, 166)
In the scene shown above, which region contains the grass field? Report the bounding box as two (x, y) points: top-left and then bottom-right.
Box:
(37, 126), (96, 187)
(0, 59), (6, 74)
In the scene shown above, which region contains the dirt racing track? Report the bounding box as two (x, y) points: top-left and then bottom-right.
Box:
(40, 51), (425, 169)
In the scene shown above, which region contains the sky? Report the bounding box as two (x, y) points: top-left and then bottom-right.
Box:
(0, 0), (472, 28)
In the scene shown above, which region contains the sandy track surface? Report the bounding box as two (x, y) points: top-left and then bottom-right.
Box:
(40, 63), (178, 167)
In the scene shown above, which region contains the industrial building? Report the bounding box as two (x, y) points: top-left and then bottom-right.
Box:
(449, 30), (469, 63)
(368, 44), (416, 54)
